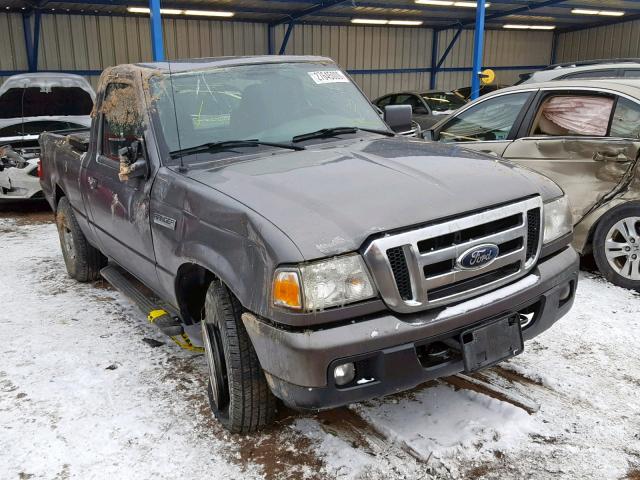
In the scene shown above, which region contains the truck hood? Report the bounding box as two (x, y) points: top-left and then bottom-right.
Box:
(185, 137), (562, 260)
(0, 73), (95, 119)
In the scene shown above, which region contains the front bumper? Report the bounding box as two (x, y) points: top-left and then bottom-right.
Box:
(243, 246), (579, 410)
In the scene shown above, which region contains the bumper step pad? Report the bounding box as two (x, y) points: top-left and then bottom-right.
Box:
(100, 264), (203, 352)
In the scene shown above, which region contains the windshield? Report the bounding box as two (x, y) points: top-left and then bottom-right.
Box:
(150, 62), (388, 162)
(421, 92), (466, 112)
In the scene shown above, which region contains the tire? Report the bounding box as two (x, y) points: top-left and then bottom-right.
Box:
(55, 196), (106, 282)
(593, 204), (640, 290)
(201, 279), (277, 433)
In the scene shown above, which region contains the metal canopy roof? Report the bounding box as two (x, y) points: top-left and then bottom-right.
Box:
(4, 0), (640, 32)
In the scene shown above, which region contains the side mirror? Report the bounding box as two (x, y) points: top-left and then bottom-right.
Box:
(118, 140), (148, 181)
(384, 105), (412, 133)
(413, 106), (428, 115)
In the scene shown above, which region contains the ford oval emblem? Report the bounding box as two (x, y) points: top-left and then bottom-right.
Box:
(457, 244), (500, 270)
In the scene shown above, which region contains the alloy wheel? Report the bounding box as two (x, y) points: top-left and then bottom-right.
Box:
(604, 216), (640, 280)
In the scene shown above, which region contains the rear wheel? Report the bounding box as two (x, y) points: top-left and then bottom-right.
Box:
(593, 205), (640, 290)
(55, 197), (106, 282)
(201, 279), (277, 433)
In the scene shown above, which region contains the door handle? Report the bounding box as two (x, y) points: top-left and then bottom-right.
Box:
(593, 151), (630, 163)
(87, 176), (98, 189)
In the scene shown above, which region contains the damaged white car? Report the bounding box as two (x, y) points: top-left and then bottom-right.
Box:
(0, 73), (94, 201)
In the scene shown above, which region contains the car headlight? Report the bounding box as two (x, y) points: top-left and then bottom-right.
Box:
(272, 254), (376, 311)
(543, 195), (573, 244)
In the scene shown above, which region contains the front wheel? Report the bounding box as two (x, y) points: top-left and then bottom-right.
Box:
(593, 204), (640, 290)
(202, 279), (277, 433)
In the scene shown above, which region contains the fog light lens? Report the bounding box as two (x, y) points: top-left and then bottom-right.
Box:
(559, 283), (572, 302)
(334, 362), (356, 386)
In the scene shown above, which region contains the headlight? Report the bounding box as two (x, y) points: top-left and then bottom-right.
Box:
(543, 195), (573, 244)
(272, 254), (376, 311)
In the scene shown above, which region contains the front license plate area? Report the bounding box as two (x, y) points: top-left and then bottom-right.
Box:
(461, 315), (524, 372)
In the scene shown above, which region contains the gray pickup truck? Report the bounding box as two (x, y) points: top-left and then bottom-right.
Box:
(40, 56), (579, 433)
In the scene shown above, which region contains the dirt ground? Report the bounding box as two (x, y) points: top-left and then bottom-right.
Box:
(1, 205), (639, 480)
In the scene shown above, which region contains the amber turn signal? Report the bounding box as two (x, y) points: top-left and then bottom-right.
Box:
(272, 270), (302, 310)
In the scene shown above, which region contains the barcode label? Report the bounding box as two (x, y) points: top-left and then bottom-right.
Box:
(307, 70), (350, 84)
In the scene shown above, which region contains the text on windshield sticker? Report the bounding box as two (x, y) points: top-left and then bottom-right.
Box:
(308, 71), (350, 84)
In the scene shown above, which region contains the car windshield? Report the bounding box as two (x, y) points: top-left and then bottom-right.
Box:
(421, 92), (466, 112)
(150, 62), (388, 162)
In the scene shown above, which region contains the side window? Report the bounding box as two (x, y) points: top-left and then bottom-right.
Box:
(624, 70), (640, 78)
(100, 83), (142, 162)
(439, 92), (531, 143)
(561, 69), (618, 80)
(376, 95), (394, 108)
(530, 94), (614, 137)
(610, 97), (640, 139)
(394, 94), (420, 108)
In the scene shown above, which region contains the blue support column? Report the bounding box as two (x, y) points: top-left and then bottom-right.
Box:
(149, 0), (164, 61)
(470, 0), (487, 101)
(429, 29), (439, 89)
(22, 13), (34, 71)
(279, 22), (294, 55)
(22, 11), (41, 72)
(267, 25), (274, 54)
(550, 30), (559, 65)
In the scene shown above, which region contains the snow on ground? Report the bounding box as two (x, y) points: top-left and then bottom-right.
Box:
(1, 209), (639, 480)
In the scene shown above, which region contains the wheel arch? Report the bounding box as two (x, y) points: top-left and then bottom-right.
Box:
(53, 183), (65, 211)
(575, 199), (640, 255)
(174, 262), (217, 325)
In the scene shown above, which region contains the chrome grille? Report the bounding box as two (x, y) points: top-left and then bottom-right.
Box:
(362, 197), (543, 313)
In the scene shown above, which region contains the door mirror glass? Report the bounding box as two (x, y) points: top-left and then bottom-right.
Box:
(384, 105), (412, 132)
(118, 140), (148, 181)
(413, 105), (428, 115)
(439, 92), (531, 143)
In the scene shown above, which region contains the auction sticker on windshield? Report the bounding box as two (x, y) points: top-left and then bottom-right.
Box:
(308, 70), (350, 84)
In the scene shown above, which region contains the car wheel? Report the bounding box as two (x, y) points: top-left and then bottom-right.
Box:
(593, 204), (640, 290)
(55, 197), (106, 282)
(202, 279), (277, 433)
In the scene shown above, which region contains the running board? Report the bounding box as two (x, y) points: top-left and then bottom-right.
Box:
(100, 264), (185, 339)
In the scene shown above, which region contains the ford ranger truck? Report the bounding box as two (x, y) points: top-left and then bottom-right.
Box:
(39, 56), (579, 433)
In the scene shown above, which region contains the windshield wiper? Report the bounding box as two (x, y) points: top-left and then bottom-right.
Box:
(291, 126), (394, 143)
(170, 139), (305, 158)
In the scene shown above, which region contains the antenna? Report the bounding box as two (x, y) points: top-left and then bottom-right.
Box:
(167, 57), (186, 172)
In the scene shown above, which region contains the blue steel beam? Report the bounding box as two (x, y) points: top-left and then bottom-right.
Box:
(22, 11), (41, 72)
(436, 28), (463, 69)
(441, 0), (568, 30)
(470, 0), (487, 100)
(268, 24), (274, 54)
(269, 0), (350, 27)
(279, 21), (295, 55)
(550, 30), (558, 64)
(149, 0), (164, 61)
(429, 29), (439, 89)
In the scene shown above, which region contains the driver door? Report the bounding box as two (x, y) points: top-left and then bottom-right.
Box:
(83, 81), (159, 290)
(433, 91), (535, 157)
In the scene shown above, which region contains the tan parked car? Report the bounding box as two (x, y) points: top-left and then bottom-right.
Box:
(425, 79), (640, 290)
